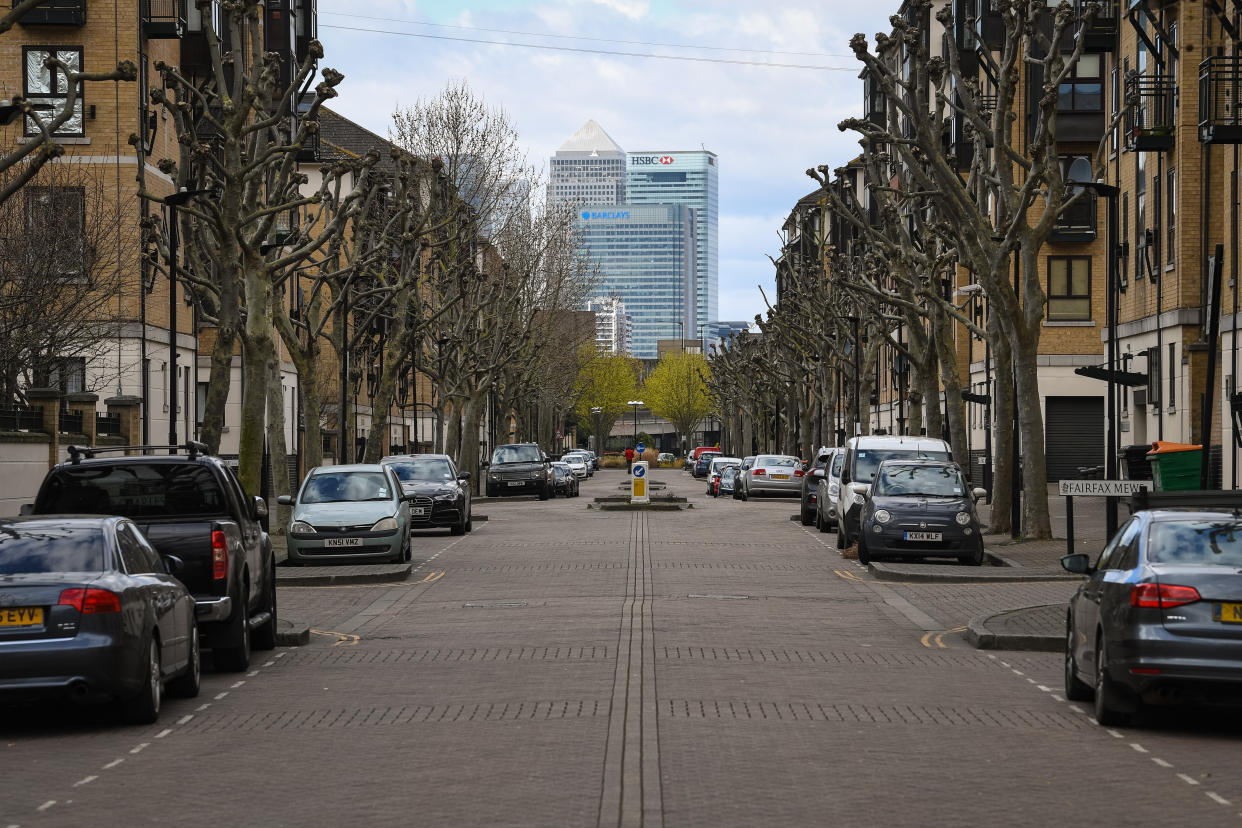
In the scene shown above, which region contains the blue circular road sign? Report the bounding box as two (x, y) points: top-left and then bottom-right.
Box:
(633, 464), (646, 478)
(635, 443), (646, 453)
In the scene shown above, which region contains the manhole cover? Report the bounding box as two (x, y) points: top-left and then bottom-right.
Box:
(464, 601), (529, 608)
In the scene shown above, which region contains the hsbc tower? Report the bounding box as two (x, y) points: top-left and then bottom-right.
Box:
(625, 151), (719, 337)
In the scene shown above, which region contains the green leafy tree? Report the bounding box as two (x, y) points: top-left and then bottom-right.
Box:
(643, 351), (713, 455)
(573, 347), (640, 450)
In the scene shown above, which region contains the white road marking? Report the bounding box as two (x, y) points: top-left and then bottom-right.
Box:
(1000, 661), (1011, 667)
(230, 681), (245, 688)
(1011, 670), (1024, 676)
(36, 802), (55, 812)
(154, 728), (172, 739)
(1129, 743), (1148, 754)
(102, 759), (124, 770)
(276, 652), (286, 658)
(1026, 678), (1036, 684)
(1036, 684), (1051, 691)
(195, 703), (209, 711)
(1106, 729), (1125, 739)
(986, 654), (997, 659)
(1178, 774), (1201, 786)
(1050, 694), (1065, 702)
(247, 670), (259, 677)
(129, 743), (149, 754)
(214, 692), (229, 700)
(1207, 792), (1231, 806)
(1151, 758), (1172, 768)
(176, 715), (193, 725)
(71, 776), (96, 788)
(263, 661), (275, 667)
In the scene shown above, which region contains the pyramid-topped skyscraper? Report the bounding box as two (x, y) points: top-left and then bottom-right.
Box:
(548, 119), (627, 206)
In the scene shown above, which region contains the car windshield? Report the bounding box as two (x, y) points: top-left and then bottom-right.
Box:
(301, 472), (392, 504)
(853, 449), (950, 483)
(873, 464), (966, 497)
(757, 456), (798, 467)
(492, 445), (541, 464)
(1147, 520), (1242, 566)
(563, 455), (583, 464)
(37, 463), (230, 518)
(0, 525), (105, 574)
(388, 459), (453, 482)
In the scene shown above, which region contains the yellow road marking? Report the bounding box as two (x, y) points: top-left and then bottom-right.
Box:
(420, 571), (445, 583)
(833, 569), (864, 582)
(310, 629), (361, 647)
(921, 626), (968, 649)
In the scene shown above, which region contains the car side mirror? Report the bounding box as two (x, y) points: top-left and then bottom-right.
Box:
(479, 461), (490, 468)
(19, 503), (32, 516)
(458, 472), (471, 481)
(972, 488), (987, 502)
(163, 554), (184, 575)
(1060, 553), (1093, 575)
(811, 468), (825, 478)
(253, 496), (268, 519)
(277, 495), (293, 506)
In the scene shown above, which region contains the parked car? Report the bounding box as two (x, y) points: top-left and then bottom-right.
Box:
(815, 450), (846, 533)
(550, 462), (579, 497)
(1062, 491), (1242, 726)
(687, 446), (718, 472)
(561, 453), (590, 479)
(836, 435), (952, 551)
(483, 443), (553, 500)
(29, 442), (276, 672)
(657, 452), (675, 464)
(856, 459), (986, 566)
(800, 448), (836, 526)
(0, 516), (200, 723)
(740, 454), (804, 499)
(706, 457), (742, 496)
(719, 466), (741, 498)
(582, 450), (599, 471)
(282, 464), (412, 565)
(382, 454), (472, 536)
(693, 451), (722, 478)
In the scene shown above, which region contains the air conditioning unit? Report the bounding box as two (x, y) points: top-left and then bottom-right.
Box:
(1132, 388), (1147, 407)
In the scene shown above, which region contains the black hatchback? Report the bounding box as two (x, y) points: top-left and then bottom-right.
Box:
(856, 460), (986, 566)
(0, 517), (199, 723)
(1062, 492), (1242, 726)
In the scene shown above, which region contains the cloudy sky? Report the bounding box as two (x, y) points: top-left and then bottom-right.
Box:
(317, 1), (894, 324)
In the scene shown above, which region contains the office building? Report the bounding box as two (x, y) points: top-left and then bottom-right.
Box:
(549, 120), (627, 206)
(586, 296), (633, 355)
(578, 205), (697, 359)
(626, 151), (719, 332)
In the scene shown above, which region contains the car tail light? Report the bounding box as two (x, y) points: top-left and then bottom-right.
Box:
(1130, 583), (1200, 609)
(1130, 667), (1161, 675)
(753, 469), (765, 476)
(794, 469), (805, 477)
(212, 530), (229, 580)
(58, 588), (121, 613)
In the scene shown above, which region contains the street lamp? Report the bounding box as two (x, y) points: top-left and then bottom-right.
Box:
(163, 186), (209, 453)
(590, 406), (603, 452)
(628, 400), (643, 449)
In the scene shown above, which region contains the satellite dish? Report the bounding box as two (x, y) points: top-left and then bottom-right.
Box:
(1067, 157), (1093, 194)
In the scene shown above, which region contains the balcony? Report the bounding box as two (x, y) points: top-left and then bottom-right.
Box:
(1125, 72), (1176, 152)
(1051, 191), (1097, 243)
(955, 0), (1004, 52)
(1199, 57), (1242, 145)
(11, 0), (85, 26)
(948, 94), (995, 171)
(141, 0), (184, 38)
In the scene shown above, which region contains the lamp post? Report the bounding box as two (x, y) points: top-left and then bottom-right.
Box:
(590, 406), (603, 452)
(163, 187), (208, 453)
(628, 400), (643, 447)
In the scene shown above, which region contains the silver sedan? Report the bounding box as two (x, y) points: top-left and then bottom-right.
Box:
(742, 454), (804, 498)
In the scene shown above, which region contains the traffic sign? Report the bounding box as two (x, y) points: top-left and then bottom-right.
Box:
(1057, 479), (1152, 497)
(631, 461), (649, 504)
(633, 464), (646, 478)
(635, 443), (646, 453)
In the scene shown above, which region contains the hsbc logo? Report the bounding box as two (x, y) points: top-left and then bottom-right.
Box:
(632, 155), (675, 166)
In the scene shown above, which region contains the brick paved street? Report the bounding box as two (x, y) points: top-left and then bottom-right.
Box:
(4, 469), (1242, 826)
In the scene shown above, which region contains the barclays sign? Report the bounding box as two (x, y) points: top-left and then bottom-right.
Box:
(581, 210), (630, 220)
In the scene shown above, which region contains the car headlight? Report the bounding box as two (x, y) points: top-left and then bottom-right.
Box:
(828, 482), (839, 496)
(434, 492), (455, 501)
(873, 509), (891, 524)
(852, 492), (867, 506)
(531, 470), (543, 479)
(371, 517), (398, 532)
(955, 511), (971, 526)
(290, 521), (315, 534)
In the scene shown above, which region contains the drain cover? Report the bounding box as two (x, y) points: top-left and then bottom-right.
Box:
(464, 601), (528, 608)
(687, 594), (750, 600)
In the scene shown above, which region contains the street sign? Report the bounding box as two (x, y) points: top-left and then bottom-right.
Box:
(1058, 479), (1152, 497)
(631, 461), (649, 504)
(635, 443), (646, 454)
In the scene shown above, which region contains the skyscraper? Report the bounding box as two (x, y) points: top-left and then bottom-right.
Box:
(549, 120), (627, 206)
(625, 151), (719, 334)
(585, 296), (633, 355)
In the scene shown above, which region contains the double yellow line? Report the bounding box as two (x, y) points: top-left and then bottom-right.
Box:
(921, 626), (967, 649)
(311, 629), (361, 647)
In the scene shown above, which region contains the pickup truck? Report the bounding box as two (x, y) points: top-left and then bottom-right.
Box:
(26, 442), (277, 672)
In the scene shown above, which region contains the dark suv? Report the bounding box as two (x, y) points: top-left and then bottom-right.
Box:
(483, 443), (552, 500)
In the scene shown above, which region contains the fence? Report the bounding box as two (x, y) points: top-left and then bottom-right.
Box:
(0, 406), (43, 432)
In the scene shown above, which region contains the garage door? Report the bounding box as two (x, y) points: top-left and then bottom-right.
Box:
(1044, 396), (1104, 482)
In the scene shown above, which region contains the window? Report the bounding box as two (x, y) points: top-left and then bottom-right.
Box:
(1057, 156), (1097, 236)
(1166, 168), (1175, 266)
(1095, 518), (1140, 571)
(1145, 345), (1160, 407)
(34, 356), (85, 395)
(25, 186), (86, 279)
(1047, 257), (1091, 321)
(1058, 53), (1103, 111)
(1110, 65), (1119, 154)
(23, 46), (84, 137)
(1168, 342), (1176, 410)
(1135, 152), (1147, 280)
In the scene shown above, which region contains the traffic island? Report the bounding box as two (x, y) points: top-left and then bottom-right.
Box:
(276, 561), (413, 586)
(274, 617), (311, 647)
(965, 603), (1066, 651)
(592, 495), (687, 511)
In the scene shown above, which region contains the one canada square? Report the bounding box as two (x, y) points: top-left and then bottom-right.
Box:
(550, 120), (718, 359)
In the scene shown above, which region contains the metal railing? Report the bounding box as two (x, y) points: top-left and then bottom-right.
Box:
(58, 409), (83, 434)
(96, 412), (122, 437)
(0, 406), (43, 431)
(1199, 56), (1242, 144)
(1125, 72), (1176, 151)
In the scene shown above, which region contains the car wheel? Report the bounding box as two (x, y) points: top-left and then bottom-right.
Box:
(464, 508), (473, 532)
(959, 540), (985, 567)
(800, 506), (814, 526)
(539, 485), (550, 501)
(451, 520), (465, 536)
(215, 583), (251, 673)
(1064, 618), (1093, 702)
(836, 522), (847, 550)
(1093, 637), (1130, 726)
(167, 625), (201, 699)
(815, 506), (827, 533)
(250, 568), (278, 651)
(486, 485), (497, 498)
(856, 533), (871, 565)
(121, 636), (162, 725)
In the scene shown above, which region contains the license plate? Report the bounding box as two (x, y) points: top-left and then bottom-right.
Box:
(507, 481), (525, 487)
(411, 507), (427, 516)
(1214, 602), (1242, 624)
(0, 607), (43, 627)
(903, 531), (943, 542)
(772, 474), (790, 480)
(324, 538), (363, 548)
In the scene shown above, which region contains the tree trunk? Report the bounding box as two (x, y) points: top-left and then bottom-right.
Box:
(265, 346), (290, 534)
(933, 308), (970, 467)
(199, 325), (235, 454)
(990, 334), (1015, 535)
(920, 352), (942, 440)
(1013, 336), (1052, 538)
(460, 393), (485, 494)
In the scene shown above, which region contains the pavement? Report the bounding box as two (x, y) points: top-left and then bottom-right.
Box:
(8, 469), (1242, 826)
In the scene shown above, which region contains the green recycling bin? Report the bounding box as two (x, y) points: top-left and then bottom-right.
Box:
(1145, 441), (1202, 491)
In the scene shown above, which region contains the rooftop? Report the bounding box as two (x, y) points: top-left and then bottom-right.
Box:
(557, 120), (626, 156)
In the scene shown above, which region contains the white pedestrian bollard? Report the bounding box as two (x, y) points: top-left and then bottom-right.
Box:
(631, 461), (650, 505)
